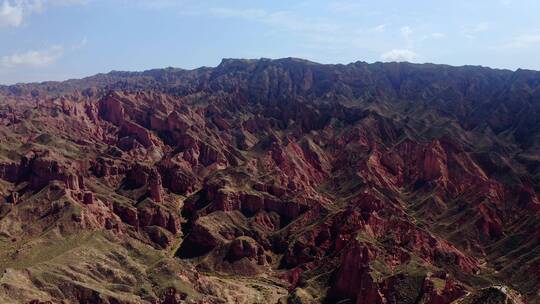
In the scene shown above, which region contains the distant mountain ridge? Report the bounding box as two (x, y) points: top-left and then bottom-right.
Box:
(0, 58), (527, 96)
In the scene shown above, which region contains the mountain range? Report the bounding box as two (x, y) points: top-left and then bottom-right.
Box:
(0, 58), (539, 303)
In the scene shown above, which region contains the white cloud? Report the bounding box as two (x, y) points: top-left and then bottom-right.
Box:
(327, 1), (364, 12)
(211, 7), (340, 36)
(0, 1), (23, 28)
(131, 0), (189, 10)
(71, 36), (87, 50)
(470, 22), (490, 33)
(400, 26), (413, 48)
(462, 22), (490, 39)
(1, 45), (63, 68)
(419, 32), (446, 42)
(373, 24), (386, 32)
(0, 0), (86, 28)
(0, 38), (86, 68)
(425, 32), (446, 39)
(211, 6), (395, 58)
(401, 26), (412, 39)
(49, 0), (88, 4)
(504, 34), (540, 49)
(210, 7), (266, 20)
(380, 49), (418, 62)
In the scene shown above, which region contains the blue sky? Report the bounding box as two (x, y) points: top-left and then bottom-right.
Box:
(1, 0), (540, 84)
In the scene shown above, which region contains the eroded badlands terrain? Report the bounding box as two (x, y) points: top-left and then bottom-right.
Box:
(0, 58), (539, 303)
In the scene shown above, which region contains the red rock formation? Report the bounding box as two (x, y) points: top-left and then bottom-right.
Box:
(8, 192), (19, 204)
(2, 58), (540, 303)
(328, 244), (383, 304)
(148, 170), (163, 203)
(98, 94), (125, 125)
(226, 237), (262, 263)
(83, 191), (94, 205)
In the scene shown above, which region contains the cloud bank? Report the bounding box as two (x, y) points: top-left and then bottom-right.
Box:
(1, 46), (64, 68)
(380, 49), (418, 62)
(0, 1), (24, 28)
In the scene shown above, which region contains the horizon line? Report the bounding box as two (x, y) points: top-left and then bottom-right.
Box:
(2, 57), (538, 87)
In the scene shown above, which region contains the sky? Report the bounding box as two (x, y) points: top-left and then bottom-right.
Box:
(1, 0), (540, 84)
